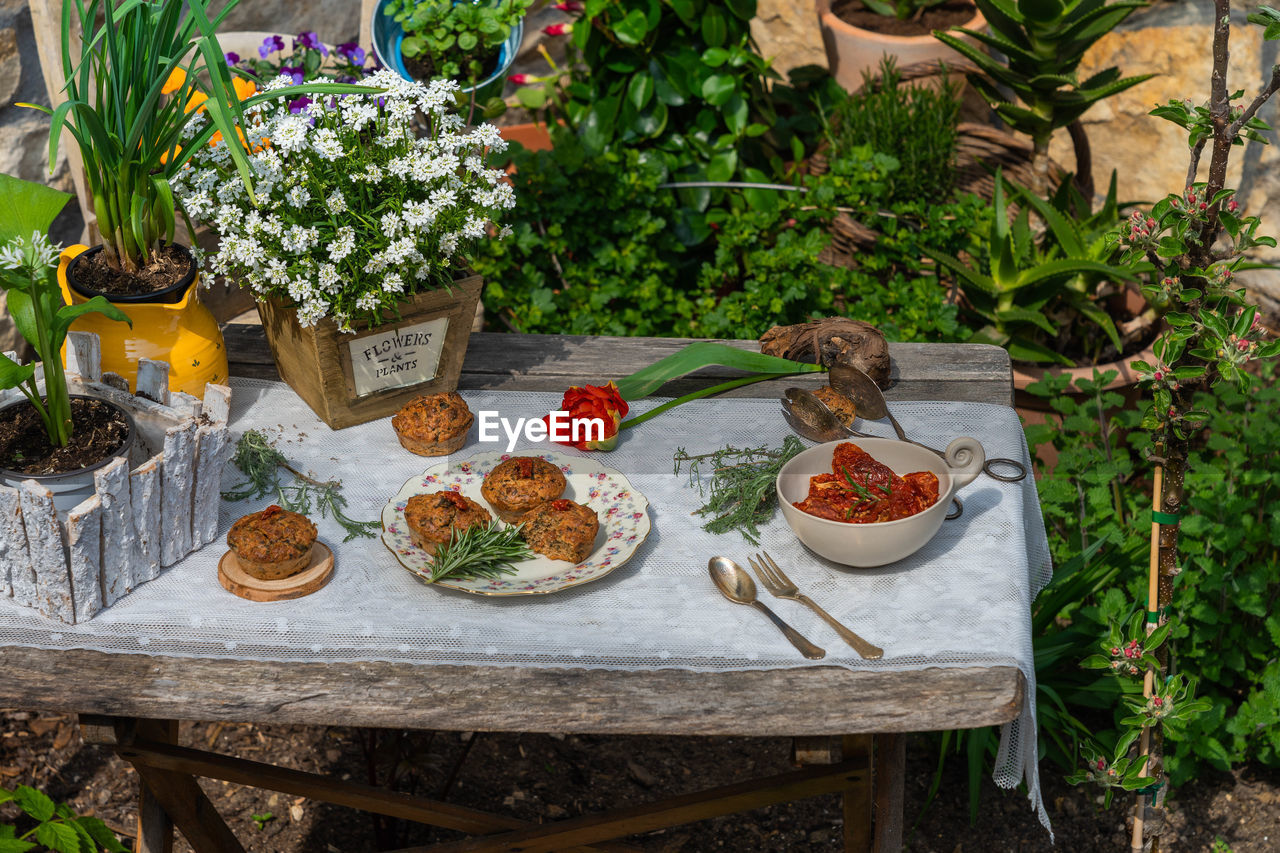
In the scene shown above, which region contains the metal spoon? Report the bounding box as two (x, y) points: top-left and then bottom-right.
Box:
(828, 365), (1028, 483)
(708, 557), (826, 660)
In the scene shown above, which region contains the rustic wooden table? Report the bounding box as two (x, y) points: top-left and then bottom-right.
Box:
(0, 329), (1025, 853)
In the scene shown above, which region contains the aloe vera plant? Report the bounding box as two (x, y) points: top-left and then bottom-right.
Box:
(923, 170), (1152, 365)
(933, 0), (1153, 192)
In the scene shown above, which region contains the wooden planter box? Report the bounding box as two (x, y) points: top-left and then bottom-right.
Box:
(256, 275), (483, 430)
(0, 332), (232, 624)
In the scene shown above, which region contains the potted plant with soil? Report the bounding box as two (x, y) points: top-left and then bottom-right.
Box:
(26, 0), (359, 400)
(374, 0), (530, 117)
(815, 0), (985, 93)
(173, 71), (516, 430)
(0, 175), (135, 513)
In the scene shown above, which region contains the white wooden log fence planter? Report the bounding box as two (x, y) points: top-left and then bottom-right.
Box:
(0, 331), (233, 624)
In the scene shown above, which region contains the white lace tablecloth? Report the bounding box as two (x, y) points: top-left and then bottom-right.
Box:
(0, 378), (1052, 834)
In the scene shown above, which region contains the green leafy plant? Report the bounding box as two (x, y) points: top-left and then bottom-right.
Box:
(924, 170), (1149, 364)
(21, 0), (359, 276)
(250, 812), (275, 830)
(386, 0), (530, 90)
(933, 0), (1152, 192)
(0, 174), (130, 447)
(517, 0), (831, 244)
(861, 0), (948, 21)
(823, 58), (960, 204)
(1, 784), (127, 852)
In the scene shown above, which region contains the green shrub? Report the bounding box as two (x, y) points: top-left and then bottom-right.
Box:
(475, 135), (987, 341)
(824, 58), (960, 205)
(1024, 363), (1280, 785)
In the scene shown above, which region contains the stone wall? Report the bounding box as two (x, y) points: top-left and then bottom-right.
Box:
(1046, 2), (1280, 318)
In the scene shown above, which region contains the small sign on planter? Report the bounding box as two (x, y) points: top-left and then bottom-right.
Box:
(347, 316), (449, 397)
(256, 273), (483, 430)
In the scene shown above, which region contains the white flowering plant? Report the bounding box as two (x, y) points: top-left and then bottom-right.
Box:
(173, 70), (515, 332)
(0, 174), (130, 447)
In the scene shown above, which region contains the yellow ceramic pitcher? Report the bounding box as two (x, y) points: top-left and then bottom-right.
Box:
(57, 245), (228, 399)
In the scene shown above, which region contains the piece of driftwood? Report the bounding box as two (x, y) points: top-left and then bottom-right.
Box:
(759, 318), (891, 388)
(0, 332), (233, 623)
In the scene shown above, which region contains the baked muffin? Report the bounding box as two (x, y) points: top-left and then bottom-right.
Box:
(480, 456), (567, 522)
(404, 490), (492, 555)
(813, 385), (857, 428)
(227, 505), (318, 580)
(520, 499), (599, 563)
(392, 392), (473, 456)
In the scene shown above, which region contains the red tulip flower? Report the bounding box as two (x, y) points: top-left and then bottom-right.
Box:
(544, 381), (629, 451)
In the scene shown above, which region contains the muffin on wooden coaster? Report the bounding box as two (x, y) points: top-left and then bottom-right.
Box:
(404, 490), (492, 555)
(520, 499), (599, 563)
(480, 456), (567, 522)
(392, 392), (473, 456)
(226, 505), (318, 580)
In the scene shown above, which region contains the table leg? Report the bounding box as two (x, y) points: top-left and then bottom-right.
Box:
(841, 735), (873, 852)
(135, 720), (177, 853)
(79, 716), (246, 853)
(871, 734), (905, 853)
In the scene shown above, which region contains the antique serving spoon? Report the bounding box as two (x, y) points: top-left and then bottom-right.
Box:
(708, 557), (826, 660)
(826, 365), (1027, 483)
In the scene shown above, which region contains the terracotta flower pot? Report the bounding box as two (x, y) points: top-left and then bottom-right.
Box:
(815, 0), (985, 93)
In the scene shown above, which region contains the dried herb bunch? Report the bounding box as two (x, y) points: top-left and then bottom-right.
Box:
(673, 436), (806, 544)
(222, 429), (380, 541)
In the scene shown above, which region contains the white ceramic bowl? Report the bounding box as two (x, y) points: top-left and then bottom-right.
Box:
(776, 436), (985, 567)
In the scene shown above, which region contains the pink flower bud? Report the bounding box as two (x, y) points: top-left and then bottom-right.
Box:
(1111, 647), (1120, 655)
(1153, 370), (1164, 381)
(1097, 758), (1106, 770)
(553, 0), (584, 9)
(1199, 202), (1208, 211)
(1146, 217), (1156, 229)
(508, 73), (531, 85)
(1228, 199), (1241, 213)
(1238, 339), (1250, 352)
(543, 22), (573, 35)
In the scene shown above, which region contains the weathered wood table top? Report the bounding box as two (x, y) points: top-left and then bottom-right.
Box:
(0, 329), (1024, 737)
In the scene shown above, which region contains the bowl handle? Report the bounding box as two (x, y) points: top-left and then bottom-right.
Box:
(943, 437), (986, 491)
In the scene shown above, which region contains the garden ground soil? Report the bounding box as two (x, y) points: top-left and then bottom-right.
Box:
(1, 709), (1275, 851)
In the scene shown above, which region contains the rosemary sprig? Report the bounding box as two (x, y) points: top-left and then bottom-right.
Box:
(672, 436), (805, 545)
(427, 520), (532, 583)
(221, 430), (381, 541)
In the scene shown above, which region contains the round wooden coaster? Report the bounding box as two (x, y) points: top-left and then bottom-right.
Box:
(218, 543), (334, 602)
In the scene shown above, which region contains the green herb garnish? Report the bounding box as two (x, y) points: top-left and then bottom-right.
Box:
(428, 521), (532, 583)
(222, 429), (380, 541)
(673, 436), (806, 545)
(840, 465), (876, 501)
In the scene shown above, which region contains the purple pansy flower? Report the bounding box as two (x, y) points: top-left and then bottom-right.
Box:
(335, 41), (366, 66)
(224, 51), (240, 66)
(259, 34), (285, 58)
(295, 31), (329, 56)
(280, 65), (305, 85)
(288, 95), (313, 114)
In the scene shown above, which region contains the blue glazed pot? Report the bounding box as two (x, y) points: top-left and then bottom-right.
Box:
(372, 0), (525, 102)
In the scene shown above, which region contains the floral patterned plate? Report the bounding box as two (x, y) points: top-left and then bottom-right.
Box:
(382, 451), (651, 596)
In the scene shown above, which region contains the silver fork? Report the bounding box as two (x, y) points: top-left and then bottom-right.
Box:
(748, 552), (884, 660)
